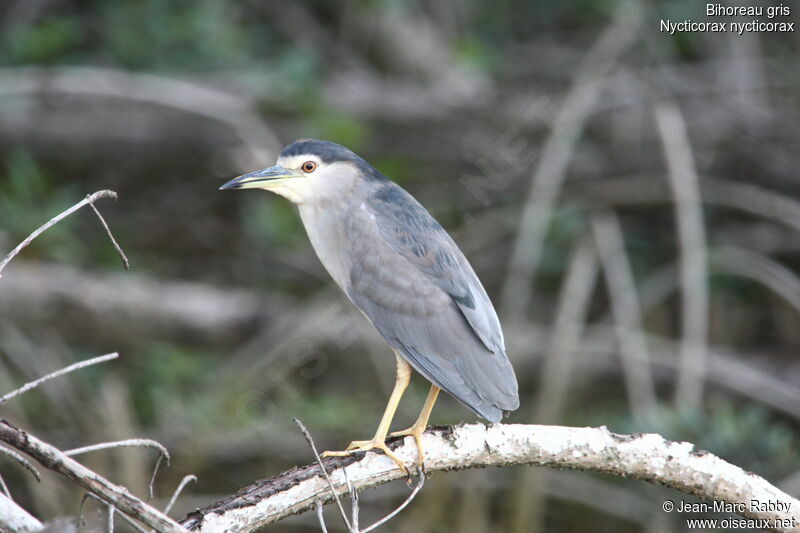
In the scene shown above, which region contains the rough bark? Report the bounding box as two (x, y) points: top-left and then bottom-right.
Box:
(181, 423), (800, 532)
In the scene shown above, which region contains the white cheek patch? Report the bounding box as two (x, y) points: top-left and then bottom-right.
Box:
(269, 185), (304, 203)
(270, 179), (313, 204)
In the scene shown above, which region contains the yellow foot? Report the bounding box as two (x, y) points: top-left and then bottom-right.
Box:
(389, 426), (427, 470)
(322, 439), (408, 474)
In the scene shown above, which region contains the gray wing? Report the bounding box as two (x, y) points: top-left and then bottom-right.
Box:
(347, 182), (519, 421)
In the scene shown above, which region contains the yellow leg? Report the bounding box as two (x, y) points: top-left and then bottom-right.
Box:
(390, 384), (440, 469)
(322, 353), (412, 472)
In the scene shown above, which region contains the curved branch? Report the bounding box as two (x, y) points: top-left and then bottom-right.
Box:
(0, 190), (125, 279)
(180, 423), (800, 532)
(0, 492), (43, 533)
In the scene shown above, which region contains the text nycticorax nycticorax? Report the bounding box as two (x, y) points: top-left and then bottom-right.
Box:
(221, 139), (519, 472)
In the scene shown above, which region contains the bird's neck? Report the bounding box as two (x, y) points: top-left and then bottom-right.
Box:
(297, 192), (370, 291)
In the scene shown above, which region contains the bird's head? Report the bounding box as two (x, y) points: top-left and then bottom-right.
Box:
(220, 139), (382, 204)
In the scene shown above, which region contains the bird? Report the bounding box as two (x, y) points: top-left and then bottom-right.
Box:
(220, 139), (519, 472)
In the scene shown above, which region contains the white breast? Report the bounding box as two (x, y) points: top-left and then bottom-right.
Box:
(298, 203), (357, 292)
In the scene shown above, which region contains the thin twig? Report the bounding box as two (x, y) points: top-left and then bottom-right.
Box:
(65, 439), (169, 462)
(0, 190), (124, 279)
(0, 352), (119, 406)
(360, 467), (425, 533)
(292, 418), (352, 531)
(89, 203), (130, 270)
(343, 466), (358, 531)
(147, 454), (165, 502)
(0, 474), (9, 499)
(164, 475), (197, 516)
(315, 500), (328, 533)
(65, 438), (170, 501)
(80, 493), (121, 533)
(80, 492), (106, 532)
(0, 444), (42, 482)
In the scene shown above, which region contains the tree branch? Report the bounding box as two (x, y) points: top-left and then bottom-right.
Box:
(0, 420), (187, 533)
(0, 190), (126, 279)
(0, 492), (43, 533)
(180, 423), (800, 532)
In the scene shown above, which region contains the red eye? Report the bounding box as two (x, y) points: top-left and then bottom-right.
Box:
(302, 161), (317, 173)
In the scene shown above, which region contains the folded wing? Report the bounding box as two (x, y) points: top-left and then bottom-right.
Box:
(346, 183), (519, 421)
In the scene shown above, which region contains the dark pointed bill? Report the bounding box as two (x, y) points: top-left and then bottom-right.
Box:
(219, 165), (298, 190)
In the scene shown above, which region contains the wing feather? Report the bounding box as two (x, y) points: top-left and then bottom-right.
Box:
(346, 183), (519, 420)
(366, 183), (505, 353)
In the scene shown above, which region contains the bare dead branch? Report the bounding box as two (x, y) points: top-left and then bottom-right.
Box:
(343, 468), (358, 531)
(0, 445), (42, 482)
(163, 476), (197, 517)
(180, 424), (800, 532)
(65, 439), (169, 462)
(147, 454), (165, 502)
(64, 438), (170, 501)
(79, 492), (108, 533)
(0, 474), (9, 499)
(88, 203), (130, 271)
(315, 500), (328, 533)
(360, 468), (424, 533)
(0, 353), (119, 406)
(0, 421), (187, 533)
(0, 492), (43, 532)
(293, 418), (352, 531)
(0, 190), (125, 280)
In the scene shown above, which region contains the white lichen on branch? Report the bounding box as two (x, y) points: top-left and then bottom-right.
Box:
(183, 423), (800, 532)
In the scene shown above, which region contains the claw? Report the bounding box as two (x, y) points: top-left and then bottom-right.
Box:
(323, 439), (409, 474)
(389, 426), (426, 472)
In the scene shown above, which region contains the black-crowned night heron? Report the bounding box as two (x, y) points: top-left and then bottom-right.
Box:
(221, 139), (519, 472)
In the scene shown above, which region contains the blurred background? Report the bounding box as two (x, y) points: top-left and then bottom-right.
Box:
(1, 1), (799, 531)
